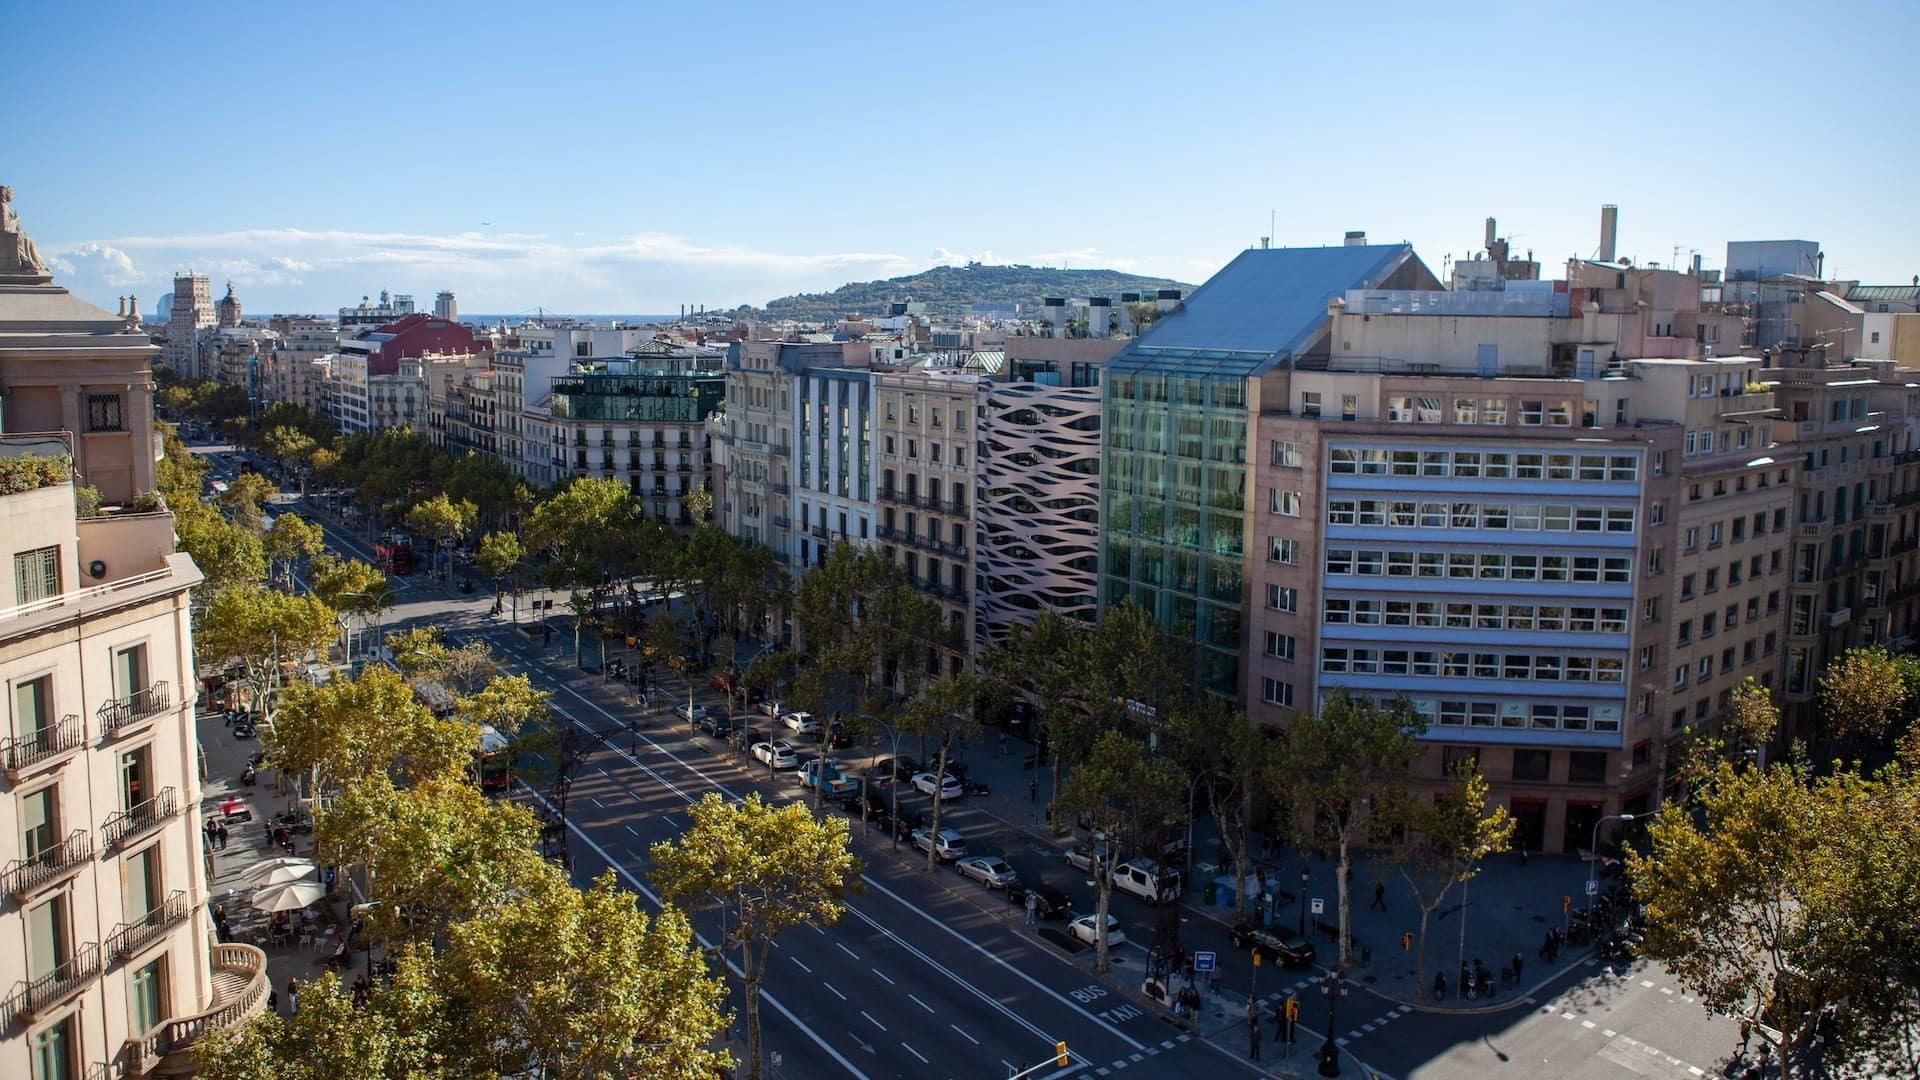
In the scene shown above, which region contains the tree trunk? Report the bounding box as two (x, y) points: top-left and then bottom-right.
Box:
(926, 739), (950, 873)
(1221, 784), (1250, 922)
(1094, 874), (1114, 975)
(1415, 906), (1432, 998)
(743, 942), (765, 1080)
(1336, 832), (1353, 966)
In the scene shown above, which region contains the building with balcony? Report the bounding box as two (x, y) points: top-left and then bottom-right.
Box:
(722, 340), (857, 567)
(262, 318), (337, 414)
(546, 342), (725, 524)
(0, 209), (267, 1077)
(873, 363), (983, 675)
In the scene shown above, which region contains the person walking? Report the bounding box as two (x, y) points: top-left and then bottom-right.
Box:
(1370, 880), (1387, 911)
(287, 978), (300, 1016)
(1024, 891), (1039, 926)
(1028, 776), (1038, 804)
(216, 819), (230, 851)
(1511, 950), (1525, 984)
(1248, 1012), (1262, 1061)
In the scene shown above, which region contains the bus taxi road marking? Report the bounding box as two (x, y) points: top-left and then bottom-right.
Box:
(538, 675), (1145, 1053)
(517, 784), (873, 1080)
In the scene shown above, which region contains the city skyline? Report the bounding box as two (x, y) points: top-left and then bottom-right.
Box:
(7, 1), (1918, 315)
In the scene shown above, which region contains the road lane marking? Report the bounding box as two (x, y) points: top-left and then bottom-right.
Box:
(823, 982), (846, 1001)
(836, 942), (859, 960)
(516, 784), (873, 1080)
(872, 968), (894, 985)
(791, 956), (811, 974)
(860, 1010), (887, 1032)
(535, 682), (1147, 1053)
(907, 993), (934, 1014)
(951, 1023), (979, 1044)
(624, 824), (638, 836)
(901, 1042), (927, 1064)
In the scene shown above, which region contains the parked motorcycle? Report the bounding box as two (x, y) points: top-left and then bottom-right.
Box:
(240, 763), (257, 786)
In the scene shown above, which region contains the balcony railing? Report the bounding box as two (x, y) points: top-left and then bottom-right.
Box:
(98, 681), (170, 738)
(0, 943), (100, 1029)
(137, 944), (270, 1073)
(102, 788), (180, 851)
(1826, 607), (1853, 629)
(0, 713), (83, 779)
(2, 829), (93, 902)
(106, 890), (191, 965)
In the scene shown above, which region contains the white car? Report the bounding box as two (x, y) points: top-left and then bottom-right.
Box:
(955, 855), (1018, 889)
(1070, 913), (1126, 948)
(910, 827), (968, 861)
(750, 741), (799, 769)
(759, 699), (786, 718)
(1110, 859), (1181, 905)
(781, 711), (819, 735)
(912, 772), (963, 800)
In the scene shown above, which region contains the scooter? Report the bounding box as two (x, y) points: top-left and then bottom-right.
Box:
(232, 717), (257, 739)
(240, 763), (257, 786)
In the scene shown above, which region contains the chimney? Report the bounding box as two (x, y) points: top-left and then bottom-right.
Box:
(1344, 230), (1368, 247)
(1599, 204), (1619, 263)
(1156, 289), (1182, 313)
(1692, 253), (1703, 277)
(1087, 297), (1111, 339)
(1485, 217), (1498, 250)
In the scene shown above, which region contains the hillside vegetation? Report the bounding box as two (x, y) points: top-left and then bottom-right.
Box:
(755, 263), (1193, 321)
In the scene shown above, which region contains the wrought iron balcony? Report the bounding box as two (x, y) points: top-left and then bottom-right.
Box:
(102, 788), (180, 851)
(3, 829), (93, 902)
(106, 890), (192, 965)
(98, 681), (170, 739)
(0, 943), (99, 1029)
(0, 713), (83, 780)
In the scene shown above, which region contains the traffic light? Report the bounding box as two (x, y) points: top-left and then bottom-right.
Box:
(1562, 894), (1572, 912)
(1054, 1041), (1070, 1066)
(1401, 931), (1413, 952)
(1285, 995), (1300, 1022)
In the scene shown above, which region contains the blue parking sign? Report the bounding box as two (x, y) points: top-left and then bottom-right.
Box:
(1192, 950), (1216, 973)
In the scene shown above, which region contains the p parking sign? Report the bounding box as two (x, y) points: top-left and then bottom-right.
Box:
(1192, 950), (1216, 973)
(1310, 897), (1325, 916)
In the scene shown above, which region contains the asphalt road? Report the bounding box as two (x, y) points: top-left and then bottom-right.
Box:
(289, 493), (1761, 1080)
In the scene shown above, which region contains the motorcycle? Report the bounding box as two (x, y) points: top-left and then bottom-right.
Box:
(232, 717), (257, 739)
(962, 780), (993, 797)
(240, 763), (257, 786)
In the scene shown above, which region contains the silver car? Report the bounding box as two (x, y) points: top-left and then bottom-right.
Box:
(955, 855), (1018, 889)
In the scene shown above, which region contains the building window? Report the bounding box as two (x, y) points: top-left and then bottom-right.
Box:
(1269, 537), (1299, 564)
(29, 1013), (73, 1080)
(1512, 749), (1551, 782)
(1300, 392), (1321, 418)
(1261, 678), (1293, 707)
(1272, 490), (1301, 516)
(1265, 632), (1295, 660)
(1271, 441), (1302, 468)
(13, 545), (60, 603)
(1442, 745), (1480, 772)
(86, 393), (125, 432)
(1568, 751), (1607, 784)
(1268, 585), (1297, 612)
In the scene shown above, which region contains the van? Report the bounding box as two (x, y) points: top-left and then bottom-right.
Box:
(1111, 859), (1181, 905)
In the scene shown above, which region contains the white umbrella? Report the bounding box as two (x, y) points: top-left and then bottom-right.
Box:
(249, 880), (325, 913)
(236, 856), (315, 886)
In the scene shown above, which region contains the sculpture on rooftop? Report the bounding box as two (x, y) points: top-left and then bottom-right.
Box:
(0, 185), (50, 275)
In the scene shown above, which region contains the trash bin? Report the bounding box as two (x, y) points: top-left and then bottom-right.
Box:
(1203, 882), (1217, 906)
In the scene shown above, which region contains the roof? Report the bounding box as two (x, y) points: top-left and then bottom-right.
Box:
(1846, 284), (1920, 304)
(1110, 244), (1426, 377)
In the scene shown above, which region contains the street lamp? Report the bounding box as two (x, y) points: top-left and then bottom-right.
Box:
(1298, 868), (1309, 936)
(1316, 973), (1349, 1076)
(1588, 812), (1636, 897)
(872, 719), (904, 849)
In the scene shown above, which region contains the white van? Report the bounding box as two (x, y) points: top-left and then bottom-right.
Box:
(1110, 859), (1181, 905)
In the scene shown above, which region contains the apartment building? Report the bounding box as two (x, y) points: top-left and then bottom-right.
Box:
(546, 343), (724, 524)
(0, 211), (267, 1077)
(975, 334), (1128, 643)
(873, 363), (982, 675)
(722, 340), (855, 566)
(261, 318), (336, 414)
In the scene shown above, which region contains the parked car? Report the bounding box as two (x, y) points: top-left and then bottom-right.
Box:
(1006, 881), (1071, 920)
(759, 699), (786, 718)
(781, 711), (820, 735)
(835, 791), (888, 821)
(911, 772), (963, 800)
(750, 741), (799, 769)
(910, 827), (967, 861)
(708, 674), (735, 695)
(955, 855), (1019, 889)
(1069, 913), (1126, 948)
(695, 713), (735, 740)
(822, 722), (854, 750)
(1110, 859), (1182, 905)
(871, 756), (920, 783)
(796, 758), (855, 795)
(674, 702), (712, 724)
(1064, 845), (1100, 873)
(1229, 923), (1317, 967)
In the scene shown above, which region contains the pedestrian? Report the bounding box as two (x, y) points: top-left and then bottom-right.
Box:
(202, 818), (216, 849)
(999, 731), (1009, 756)
(216, 820), (230, 850)
(1511, 950), (1524, 983)
(287, 978), (300, 1016)
(1272, 999), (1286, 1039)
(1024, 891), (1039, 926)
(1028, 776), (1038, 804)
(1371, 880), (1387, 911)
(1256, 868), (1268, 904)
(267, 987), (277, 1014)
(1738, 1017), (1752, 1055)
(1248, 1013), (1262, 1061)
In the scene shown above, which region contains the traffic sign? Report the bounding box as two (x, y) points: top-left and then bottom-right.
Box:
(1585, 879), (1600, 896)
(1310, 897), (1325, 916)
(1193, 950), (1217, 973)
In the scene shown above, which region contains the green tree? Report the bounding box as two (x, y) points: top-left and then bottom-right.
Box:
(268, 665), (474, 792)
(196, 589), (337, 723)
(986, 612), (1096, 828)
(1393, 763), (1514, 999)
(651, 793), (860, 1080)
(1819, 645), (1919, 751)
(1171, 696), (1280, 921)
(1283, 689), (1427, 965)
(473, 530), (525, 615)
(1627, 762), (1920, 1078)
(684, 484), (714, 525)
(406, 492), (478, 582)
(526, 477), (640, 630)
(1052, 730), (1183, 974)
(262, 512), (325, 592)
(194, 947), (448, 1079)
(1723, 676), (1781, 762)
(307, 554), (390, 614)
(176, 508), (267, 594)
(220, 471), (280, 534)
(898, 673), (984, 861)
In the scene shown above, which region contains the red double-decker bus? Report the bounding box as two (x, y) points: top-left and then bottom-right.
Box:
(472, 723), (512, 792)
(374, 537), (413, 575)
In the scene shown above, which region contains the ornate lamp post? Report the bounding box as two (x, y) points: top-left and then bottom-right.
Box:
(1317, 972), (1350, 1076)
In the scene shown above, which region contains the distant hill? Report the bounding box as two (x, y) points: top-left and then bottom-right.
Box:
(753, 263), (1195, 322)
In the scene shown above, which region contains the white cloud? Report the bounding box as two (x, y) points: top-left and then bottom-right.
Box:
(47, 241), (141, 286)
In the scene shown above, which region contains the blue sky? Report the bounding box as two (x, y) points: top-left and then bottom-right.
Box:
(7, 1), (1917, 315)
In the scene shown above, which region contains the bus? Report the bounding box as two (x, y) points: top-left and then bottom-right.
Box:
(472, 723), (512, 792)
(408, 676), (456, 718)
(375, 537), (414, 575)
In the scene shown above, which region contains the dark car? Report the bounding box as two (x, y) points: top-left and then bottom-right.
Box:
(822, 723), (855, 750)
(1229, 923), (1316, 967)
(1006, 882), (1071, 920)
(695, 713), (734, 740)
(871, 756), (921, 783)
(835, 791), (887, 821)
